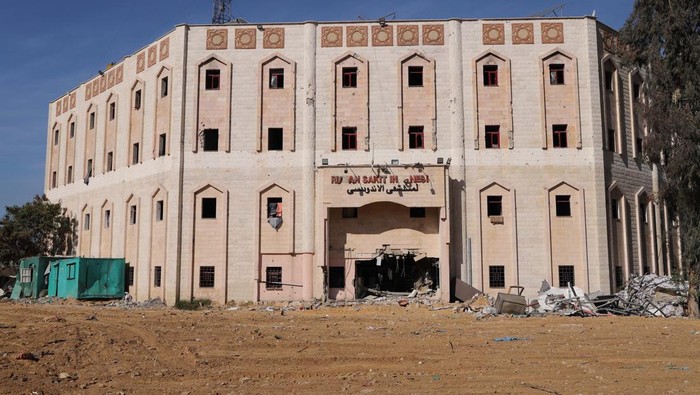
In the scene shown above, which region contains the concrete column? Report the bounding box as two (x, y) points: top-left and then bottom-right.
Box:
(301, 22), (317, 300)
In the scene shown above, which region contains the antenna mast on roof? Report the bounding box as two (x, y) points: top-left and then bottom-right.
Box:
(212, 0), (233, 24)
(529, 3), (566, 17)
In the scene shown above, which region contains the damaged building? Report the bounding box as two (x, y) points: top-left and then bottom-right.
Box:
(44, 16), (682, 305)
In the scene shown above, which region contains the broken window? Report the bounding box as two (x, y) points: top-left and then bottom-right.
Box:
(89, 112), (95, 130)
(269, 68), (284, 89)
(130, 205), (137, 225)
(202, 129), (219, 151)
(107, 152), (113, 171)
(267, 197), (283, 229)
(156, 200), (164, 222)
(408, 66), (423, 87)
(199, 266), (215, 288)
(636, 137), (643, 155)
(555, 195), (571, 217)
(342, 127), (357, 150)
(67, 263), (76, 280)
(161, 76), (168, 98)
(109, 102), (116, 120)
(485, 125), (500, 149)
(342, 67), (357, 88)
(154, 266), (162, 287)
(342, 207), (357, 218)
(552, 124), (568, 148)
(158, 133), (167, 157)
(483, 65), (498, 86)
(205, 69), (220, 90)
(558, 265), (575, 287)
(410, 207), (426, 218)
(132, 143), (140, 164)
(611, 198), (620, 220)
(202, 197), (217, 219)
(86, 159), (93, 178)
(104, 209), (111, 228)
(70, 122), (75, 138)
(268, 128), (283, 151)
(126, 266), (135, 286)
(134, 90), (142, 110)
(84, 213), (91, 230)
(549, 64), (564, 85)
(487, 195), (502, 217)
(489, 265), (505, 288)
(328, 266), (345, 288)
(408, 126), (424, 149)
(266, 267), (283, 290)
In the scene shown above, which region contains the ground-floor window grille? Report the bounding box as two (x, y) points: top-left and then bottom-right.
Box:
(489, 265), (505, 288)
(615, 266), (624, 288)
(127, 266), (135, 286)
(558, 265), (575, 287)
(154, 266), (162, 287)
(328, 266), (345, 288)
(199, 266), (215, 288)
(266, 267), (282, 290)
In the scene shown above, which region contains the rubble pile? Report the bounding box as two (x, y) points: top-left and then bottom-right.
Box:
(107, 294), (168, 309)
(609, 274), (687, 317)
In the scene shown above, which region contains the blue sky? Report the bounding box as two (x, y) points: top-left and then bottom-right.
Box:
(0, 0), (634, 217)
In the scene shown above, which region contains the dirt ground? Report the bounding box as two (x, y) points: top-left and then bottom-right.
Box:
(1, 299), (699, 394)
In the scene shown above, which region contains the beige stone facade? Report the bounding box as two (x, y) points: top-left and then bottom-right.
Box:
(45, 17), (682, 305)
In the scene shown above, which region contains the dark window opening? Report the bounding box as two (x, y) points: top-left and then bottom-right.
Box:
(342, 127), (357, 150)
(129, 205), (137, 225)
(86, 159), (93, 177)
(558, 265), (575, 287)
(483, 65), (498, 86)
(549, 64), (564, 85)
(410, 207), (426, 218)
(70, 122), (75, 138)
(615, 266), (624, 288)
(633, 83), (641, 100)
(485, 125), (500, 149)
(408, 66), (423, 87)
(267, 197), (282, 218)
(154, 266), (162, 287)
(640, 203), (648, 224)
(268, 128), (283, 151)
(67, 166), (73, 183)
(408, 126), (424, 149)
(605, 71), (614, 91)
(161, 77), (169, 97)
(607, 129), (616, 151)
(156, 200), (164, 222)
(104, 210), (111, 228)
(489, 266), (505, 288)
(342, 67), (357, 88)
(158, 133), (167, 157)
(487, 195), (502, 217)
(202, 129), (219, 151)
(54, 130), (59, 145)
(553, 124), (568, 148)
(134, 90), (142, 110)
(266, 267), (283, 290)
(84, 213), (91, 230)
(269, 68), (284, 89)
(51, 171), (57, 188)
(329, 266), (345, 288)
(109, 102), (116, 120)
(205, 69), (220, 90)
(611, 198), (619, 220)
(202, 197), (217, 219)
(199, 266), (215, 288)
(107, 152), (113, 171)
(127, 266), (135, 286)
(636, 137), (643, 154)
(89, 112), (95, 129)
(555, 195), (571, 217)
(132, 143), (140, 164)
(342, 207), (358, 218)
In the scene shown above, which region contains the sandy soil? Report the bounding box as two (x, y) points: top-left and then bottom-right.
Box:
(1, 299), (699, 394)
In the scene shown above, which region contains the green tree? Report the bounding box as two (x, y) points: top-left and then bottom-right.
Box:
(620, 0), (700, 316)
(0, 195), (76, 266)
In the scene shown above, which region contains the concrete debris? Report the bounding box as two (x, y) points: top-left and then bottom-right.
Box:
(534, 284), (597, 316)
(608, 274), (688, 317)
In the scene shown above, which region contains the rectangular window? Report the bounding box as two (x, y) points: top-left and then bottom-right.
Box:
(640, 203), (648, 224)
(20, 268), (32, 283)
(408, 126), (424, 149)
(489, 266), (505, 288)
(67, 263), (76, 280)
(54, 130), (59, 145)
(127, 266), (135, 286)
(205, 69), (220, 90)
(158, 133), (167, 157)
(605, 71), (614, 91)
(134, 90), (142, 110)
(132, 143), (140, 164)
(410, 207), (426, 218)
(67, 166), (73, 183)
(104, 209), (111, 228)
(161, 77), (168, 97)
(485, 125), (500, 149)
(483, 65), (498, 86)
(107, 152), (113, 171)
(202, 197), (217, 219)
(549, 64), (565, 85)
(199, 266), (215, 288)
(86, 159), (93, 177)
(487, 196), (502, 217)
(266, 267), (283, 290)
(342, 67), (357, 88)
(89, 112), (95, 129)
(84, 213), (91, 230)
(408, 66), (423, 87)
(633, 83), (641, 100)
(611, 198), (619, 220)
(268, 128), (283, 151)
(70, 122), (75, 138)
(555, 195), (571, 217)
(342, 207), (358, 218)
(156, 200), (164, 222)
(341, 127), (357, 150)
(269, 68), (284, 89)
(109, 102), (116, 120)
(154, 266), (162, 287)
(130, 205), (137, 225)
(328, 266), (345, 288)
(636, 137), (643, 154)
(202, 129), (219, 151)
(267, 197), (283, 218)
(558, 265), (575, 287)
(51, 171), (57, 188)
(607, 129), (616, 151)
(615, 266), (624, 288)
(552, 124), (568, 148)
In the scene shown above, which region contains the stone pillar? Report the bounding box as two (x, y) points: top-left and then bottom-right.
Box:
(301, 22), (317, 300)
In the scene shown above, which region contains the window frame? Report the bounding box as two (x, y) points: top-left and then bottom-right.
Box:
(342, 67), (358, 88)
(205, 69), (221, 90)
(549, 64), (565, 85)
(132, 142), (140, 164)
(408, 126), (424, 149)
(109, 102), (116, 121)
(107, 151), (113, 171)
(341, 127), (357, 150)
(558, 265), (575, 287)
(89, 112), (96, 130)
(485, 125), (500, 149)
(489, 265), (506, 289)
(487, 195), (503, 217)
(161, 76), (169, 98)
(269, 68), (285, 89)
(552, 124), (568, 148)
(54, 129), (59, 145)
(104, 209), (111, 228)
(555, 195), (572, 217)
(199, 266), (215, 288)
(201, 197), (217, 219)
(67, 166), (73, 183)
(84, 213), (91, 230)
(156, 200), (164, 222)
(483, 65), (498, 86)
(158, 133), (167, 157)
(407, 66), (424, 87)
(265, 266), (283, 290)
(154, 266), (162, 287)
(268, 128), (284, 151)
(134, 90), (142, 110)
(129, 205), (138, 225)
(69, 122), (75, 138)
(267, 197), (283, 219)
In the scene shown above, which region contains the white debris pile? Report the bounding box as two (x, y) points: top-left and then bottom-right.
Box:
(533, 281), (597, 316)
(617, 274), (687, 317)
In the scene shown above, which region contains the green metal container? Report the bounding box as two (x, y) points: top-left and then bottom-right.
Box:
(47, 258), (125, 299)
(10, 256), (63, 299)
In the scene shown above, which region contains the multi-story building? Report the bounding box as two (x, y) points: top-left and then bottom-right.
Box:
(45, 16), (682, 305)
